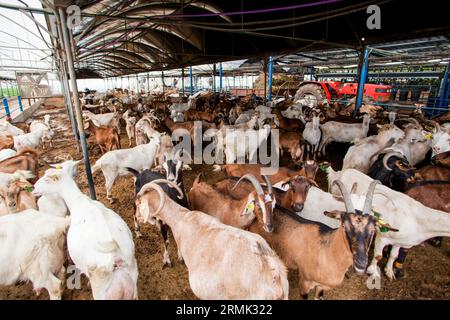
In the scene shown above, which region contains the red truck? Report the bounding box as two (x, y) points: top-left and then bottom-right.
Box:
(295, 81), (392, 104)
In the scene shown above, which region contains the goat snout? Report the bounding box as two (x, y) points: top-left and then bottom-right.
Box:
(263, 224), (274, 233)
(353, 266), (367, 276)
(293, 203), (304, 212)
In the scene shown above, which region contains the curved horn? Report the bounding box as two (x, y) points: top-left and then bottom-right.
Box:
(424, 119), (441, 133)
(395, 118), (420, 127)
(332, 180), (355, 213)
(362, 180), (380, 215)
(137, 182), (166, 222)
(382, 151), (404, 171)
(138, 179), (183, 199)
(233, 174), (264, 195)
(262, 175), (273, 196)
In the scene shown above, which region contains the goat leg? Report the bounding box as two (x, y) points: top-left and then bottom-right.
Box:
(385, 245), (401, 280)
(160, 222), (172, 268)
(314, 286), (324, 300)
(133, 212), (142, 238)
(367, 236), (385, 280)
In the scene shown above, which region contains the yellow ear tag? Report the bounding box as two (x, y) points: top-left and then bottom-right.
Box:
(55, 165), (63, 169)
(247, 203), (255, 211)
(422, 131), (432, 140)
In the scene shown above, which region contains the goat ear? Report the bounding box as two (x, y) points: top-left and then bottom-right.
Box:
(323, 210), (343, 220)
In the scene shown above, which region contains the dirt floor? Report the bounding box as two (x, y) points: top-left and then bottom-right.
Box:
(0, 97), (449, 300)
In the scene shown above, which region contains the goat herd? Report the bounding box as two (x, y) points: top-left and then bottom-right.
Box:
(0, 88), (449, 300)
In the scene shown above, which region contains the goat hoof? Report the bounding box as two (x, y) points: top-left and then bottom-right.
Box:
(135, 231), (142, 238)
(108, 198), (115, 204)
(385, 267), (396, 281)
(162, 262), (172, 269)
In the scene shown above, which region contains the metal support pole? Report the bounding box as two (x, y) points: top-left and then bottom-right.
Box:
(18, 95), (23, 112)
(2, 96), (11, 119)
(263, 60), (268, 104)
(212, 64), (216, 93)
(55, 14), (80, 150)
(161, 71), (165, 94)
(189, 66), (193, 95)
(59, 8), (96, 200)
(181, 67), (185, 96)
(219, 63), (223, 94)
(439, 61), (449, 109)
(354, 47), (371, 116)
(268, 56), (274, 101)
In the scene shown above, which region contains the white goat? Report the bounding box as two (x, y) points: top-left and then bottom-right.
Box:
(302, 113), (321, 159)
(83, 110), (120, 133)
(0, 210), (69, 299)
(122, 110), (136, 147)
(13, 126), (50, 151)
(0, 149), (17, 162)
(342, 124), (405, 173)
(135, 115), (160, 145)
(327, 168), (450, 280)
(33, 166), (138, 300)
(0, 120), (24, 136)
(91, 133), (161, 202)
(319, 114), (371, 155)
(281, 104), (306, 124)
(37, 160), (79, 217)
(381, 124), (432, 166)
(29, 118), (54, 148)
(136, 180), (289, 300)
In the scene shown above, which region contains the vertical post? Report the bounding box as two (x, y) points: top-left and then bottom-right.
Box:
(161, 70), (165, 94)
(18, 95), (23, 112)
(189, 66), (193, 95)
(439, 61), (449, 109)
(263, 59), (268, 104)
(59, 8), (96, 200)
(219, 62), (223, 94)
(212, 64), (216, 93)
(355, 47), (371, 116)
(268, 56), (274, 101)
(181, 67), (185, 96)
(2, 96), (11, 119)
(55, 13), (80, 150)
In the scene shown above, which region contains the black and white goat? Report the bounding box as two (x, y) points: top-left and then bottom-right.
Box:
(127, 149), (188, 267)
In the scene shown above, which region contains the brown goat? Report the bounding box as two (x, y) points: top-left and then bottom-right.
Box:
(188, 174), (272, 229)
(85, 120), (121, 153)
(0, 179), (37, 215)
(0, 148), (39, 182)
(216, 160), (319, 184)
(432, 150), (450, 167)
(274, 109), (303, 131)
(0, 132), (14, 151)
(215, 177), (385, 299)
(405, 181), (450, 213)
(279, 131), (304, 161)
(214, 175), (318, 212)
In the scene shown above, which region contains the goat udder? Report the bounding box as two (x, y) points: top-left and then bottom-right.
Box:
(105, 269), (135, 300)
